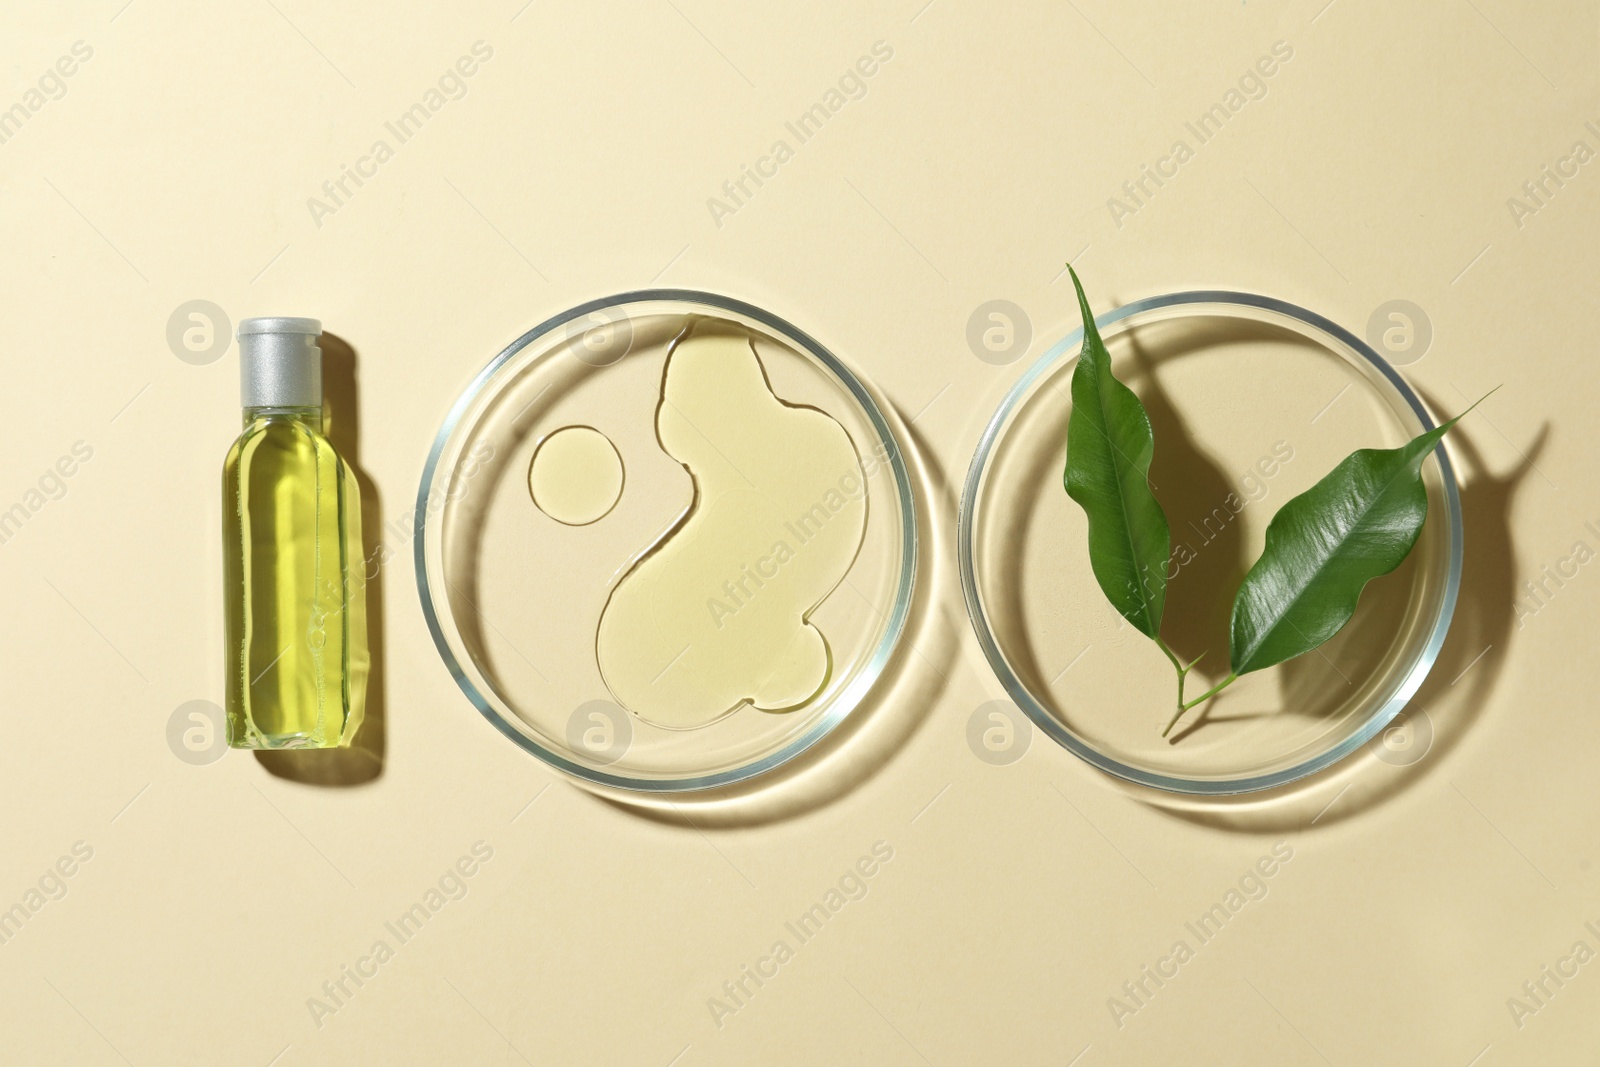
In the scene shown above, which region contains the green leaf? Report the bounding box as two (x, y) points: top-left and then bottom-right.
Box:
(1063, 268), (1171, 638)
(1228, 405), (1477, 676)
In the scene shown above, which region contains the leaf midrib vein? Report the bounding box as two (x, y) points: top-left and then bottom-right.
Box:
(1237, 450), (1424, 671)
(1092, 357), (1156, 630)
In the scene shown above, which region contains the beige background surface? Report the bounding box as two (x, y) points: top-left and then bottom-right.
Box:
(2, 0), (1597, 1063)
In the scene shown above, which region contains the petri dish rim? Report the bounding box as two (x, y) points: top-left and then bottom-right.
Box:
(957, 290), (1464, 796)
(415, 289), (919, 792)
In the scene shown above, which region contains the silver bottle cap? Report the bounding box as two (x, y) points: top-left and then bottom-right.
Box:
(239, 317), (322, 408)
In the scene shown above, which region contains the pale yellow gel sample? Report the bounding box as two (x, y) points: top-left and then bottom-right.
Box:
(596, 330), (867, 729)
(529, 425), (624, 526)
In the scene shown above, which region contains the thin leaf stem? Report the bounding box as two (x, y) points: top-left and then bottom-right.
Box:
(1180, 672), (1239, 712)
(1155, 637), (1210, 738)
(1161, 702), (1186, 738)
(1153, 635), (1186, 705)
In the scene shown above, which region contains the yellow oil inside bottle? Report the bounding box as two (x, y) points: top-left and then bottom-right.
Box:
(223, 407), (368, 748)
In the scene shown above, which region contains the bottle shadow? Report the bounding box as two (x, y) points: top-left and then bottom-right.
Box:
(592, 408), (957, 828)
(1129, 402), (1546, 832)
(255, 332), (387, 786)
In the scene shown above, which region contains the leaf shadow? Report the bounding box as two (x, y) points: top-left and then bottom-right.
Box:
(1271, 547), (1419, 720)
(1127, 403), (1547, 833)
(1122, 329), (1247, 689)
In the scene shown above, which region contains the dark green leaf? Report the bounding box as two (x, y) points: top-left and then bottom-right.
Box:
(1229, 408), (1472, 675)
(1063, 268), (1171, 638)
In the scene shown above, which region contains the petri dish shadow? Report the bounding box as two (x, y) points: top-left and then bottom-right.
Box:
(1126, 399), (1543, 832)
(256, 332), (385, 786)
(592, 408), (956, 828)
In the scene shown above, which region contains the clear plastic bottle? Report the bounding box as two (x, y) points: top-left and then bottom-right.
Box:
(223, 317), (367, 748)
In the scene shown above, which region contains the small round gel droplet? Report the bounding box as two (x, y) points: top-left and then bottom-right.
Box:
(529, 426), (623, 525)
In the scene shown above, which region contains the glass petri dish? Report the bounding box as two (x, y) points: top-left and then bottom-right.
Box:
(959, 291), (1463, 795)
(416, 290), (917, 791)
